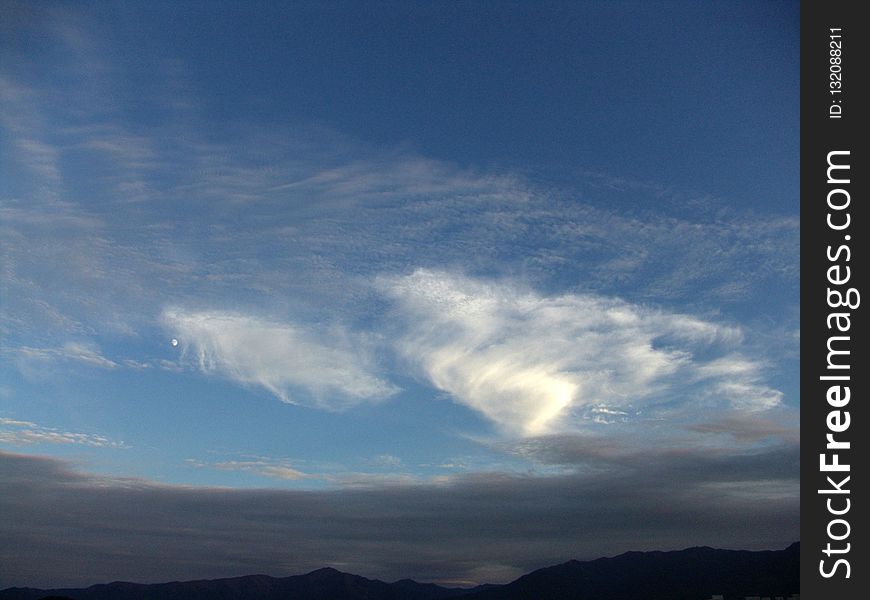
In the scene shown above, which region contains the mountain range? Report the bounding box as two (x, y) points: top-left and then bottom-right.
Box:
(0, 542), (799, 600)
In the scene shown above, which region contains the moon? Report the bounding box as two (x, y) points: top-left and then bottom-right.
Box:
(171, 338), (179, 347)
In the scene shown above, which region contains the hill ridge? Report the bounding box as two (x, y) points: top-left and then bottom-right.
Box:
(0, 543), (799, 600)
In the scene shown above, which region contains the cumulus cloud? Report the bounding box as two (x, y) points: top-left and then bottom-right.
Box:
(381, 270), (782, 436)
(163, 309), (398, 409)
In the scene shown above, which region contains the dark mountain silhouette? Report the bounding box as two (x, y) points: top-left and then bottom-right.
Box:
(1, 543), (798, 600)
(462, 542), (799, 600)
(2, 569), (476, 600)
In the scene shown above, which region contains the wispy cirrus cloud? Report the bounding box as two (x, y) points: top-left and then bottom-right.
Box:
(12, 138), (62, 183)
(1, 3), (799, 361)
(163, 309), (399, 409)
(13, 341), (118, 369)
(381, 269), (782, 436)
(2, 42), (798, 353)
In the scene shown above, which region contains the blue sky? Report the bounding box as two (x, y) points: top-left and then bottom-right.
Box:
(1, 0), (798, 587)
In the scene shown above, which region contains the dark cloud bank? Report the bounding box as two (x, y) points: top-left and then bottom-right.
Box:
(0, 446), (798, 588)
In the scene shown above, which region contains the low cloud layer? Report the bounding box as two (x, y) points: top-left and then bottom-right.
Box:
(163, 309), (398, 409)
(382, 270), (782, 436)
(0, 449), (798, 589)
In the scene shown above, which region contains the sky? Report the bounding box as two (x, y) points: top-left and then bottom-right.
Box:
(0, 0), (799, 589)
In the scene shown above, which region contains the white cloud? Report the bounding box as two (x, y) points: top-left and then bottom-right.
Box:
(372, 453), (403, 468)
(0, 418), (37, 428)
(13, 138), (62, 183)
(15, 341), (118, 369)
(381, 270), (781, 436)
(205, 459), (310, 481)
(268, 155), (517, 201)
(163, 309), (398, 409)
(0, 417), (123, 448)
(695, 355), (784, 410)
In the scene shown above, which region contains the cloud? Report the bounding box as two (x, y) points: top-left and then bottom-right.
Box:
(686, 412), (800, 444)
(163, 309), (399, 409)
(371, 453), (403, 468)
(0, 199), (156, 339)
(1, 48), (798, 353)
(187, 457), (310, 481)
(381, 270), (782, 436)
(13, 138), (61, 182)
(13, 341), (118, 369)
(267, 155), (518, 201)
(0, 418), (36, 427)
(0, 450), (798, 588)
(1, 5), (799, 360)
(0, 418), (123, 448)
(503, 424), (798, 471)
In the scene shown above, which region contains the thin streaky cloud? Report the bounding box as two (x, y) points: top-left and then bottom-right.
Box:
(187, 458), (311, 481)
(13, 341), (118, 369)
(687, 413), (800, 444)
(0, 418), (123, 448)
(0, 418), (38, 428)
